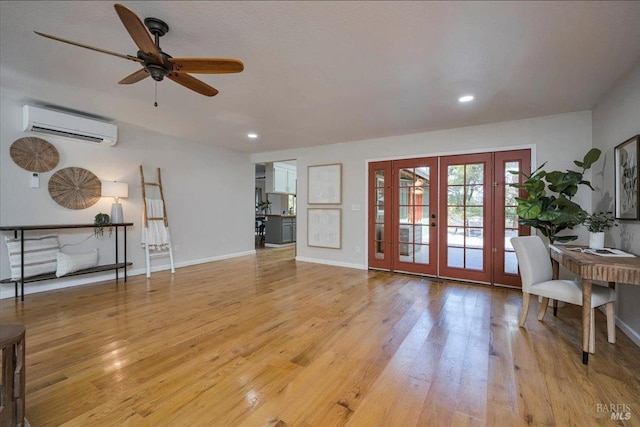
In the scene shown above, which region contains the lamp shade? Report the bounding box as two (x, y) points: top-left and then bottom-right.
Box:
(101, 181), (128, 198)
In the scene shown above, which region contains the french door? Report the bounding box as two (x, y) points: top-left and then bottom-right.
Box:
(368, 149), (530, 286)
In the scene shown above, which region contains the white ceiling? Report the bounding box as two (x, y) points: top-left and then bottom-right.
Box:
(1, 1), (639, 154)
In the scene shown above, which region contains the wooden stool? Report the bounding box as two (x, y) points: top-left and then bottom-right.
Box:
(0, 324), (25, 427)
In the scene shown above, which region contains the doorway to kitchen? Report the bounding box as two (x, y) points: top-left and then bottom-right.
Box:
(255, 161), (297, 252)
(368, 149), (530, 286)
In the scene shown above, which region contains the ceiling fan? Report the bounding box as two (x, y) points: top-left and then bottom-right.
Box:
(34, 3), (243, 101)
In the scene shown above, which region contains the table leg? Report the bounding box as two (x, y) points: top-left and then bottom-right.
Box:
(115, 225), (119, 282)
(551, 258), (560, 316)
(582, 279), (592, 365)
(551, 258), (559, 280)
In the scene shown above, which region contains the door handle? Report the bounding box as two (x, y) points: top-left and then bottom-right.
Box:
(431, 222), (436, 227)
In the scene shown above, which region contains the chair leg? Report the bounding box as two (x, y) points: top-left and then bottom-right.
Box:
(553, 299), (558, 317)
(538, 297), (549, 321)
(589, 308), (596, 354)
(606, 302), (616, 344)
(519, 292), (531, 327)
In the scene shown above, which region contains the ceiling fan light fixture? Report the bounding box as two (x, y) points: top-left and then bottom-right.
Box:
(458, 95), (474, 103)
(35, 3), (243, 99)
(146, 63), (168, 81)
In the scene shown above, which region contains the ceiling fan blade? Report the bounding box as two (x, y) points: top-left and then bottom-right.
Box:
(118, 68), (149, 84)
(169, 58), (244, 74)
(34, 31), (142, 63)
(114, 3), (162, 63)
(167, 73), (218, 97)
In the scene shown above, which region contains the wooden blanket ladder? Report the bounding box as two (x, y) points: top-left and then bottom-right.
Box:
(140, 165), (175, 278)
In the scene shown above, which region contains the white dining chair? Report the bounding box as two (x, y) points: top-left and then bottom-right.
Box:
(511, 236), (616, 352)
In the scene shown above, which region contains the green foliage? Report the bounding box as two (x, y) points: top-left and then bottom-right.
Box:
(509, 148), (601, 243)
(256, 199), (271, 213)
(94, 213), (112, 237)
(583, 211), (618, 233)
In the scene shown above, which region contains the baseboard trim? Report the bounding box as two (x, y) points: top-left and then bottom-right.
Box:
(294, 256), (366, 270)
(0, 250), (256, 299)
(616, 316), (640, 348)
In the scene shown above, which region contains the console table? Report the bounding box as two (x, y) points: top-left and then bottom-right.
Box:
(0, 223), (133, 301)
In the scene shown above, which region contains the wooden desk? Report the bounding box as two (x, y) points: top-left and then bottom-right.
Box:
(549, 245), (640, 365)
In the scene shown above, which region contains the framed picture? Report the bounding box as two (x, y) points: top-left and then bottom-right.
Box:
(308, 163), (342, 204)
(307, 208), (341, 249)
(615, 134), (639, 220)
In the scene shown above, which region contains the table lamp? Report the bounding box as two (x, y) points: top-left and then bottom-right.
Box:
(101, 181), (129, 223)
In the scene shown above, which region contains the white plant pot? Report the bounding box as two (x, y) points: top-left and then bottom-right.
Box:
(589, 232), (605, 249)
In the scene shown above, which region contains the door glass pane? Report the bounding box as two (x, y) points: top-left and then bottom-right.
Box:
(505, 251), (518, 274)
(505, 162), (520, 184)
(375, 170), (385, 186)
(448, 207), (463, 227)
(505, 229), (517, 249)
(466, 185), (484, 205)
(399, 225), (412, 243)
(505, 207), (518, 229)
(376, 189), (385, 204)
(466, 164), (484, 184)
(399, 252), (412, 263)
(448, 165), (464, 185)
(448, 247), (464, 268)
(465, 249), (483, 270)
(504, 160), (521, 274)
(415, 245), (429, 264)
(415, 225), (428, 244)
(448, 186), (464, 205)
(415, 166), (429, 180)
(375, 225), (384, 259)
(505, 185), (519, 205)
(399, 168), (414, 186)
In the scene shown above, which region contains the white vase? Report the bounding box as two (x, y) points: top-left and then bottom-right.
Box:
(589, 232), (605, 249)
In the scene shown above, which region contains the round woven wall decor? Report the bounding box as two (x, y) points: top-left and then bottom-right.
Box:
(10, 137), (60, 172)
(48, 167), (102, 210)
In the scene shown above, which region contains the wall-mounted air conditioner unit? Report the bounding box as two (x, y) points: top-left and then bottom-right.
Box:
(22, 105), (118, 146)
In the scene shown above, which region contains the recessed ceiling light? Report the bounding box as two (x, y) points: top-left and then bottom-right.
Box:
(248, 133), (258, 139)
(459, 95), (474, 103)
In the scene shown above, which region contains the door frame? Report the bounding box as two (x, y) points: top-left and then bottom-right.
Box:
(365, 145), (534, 285)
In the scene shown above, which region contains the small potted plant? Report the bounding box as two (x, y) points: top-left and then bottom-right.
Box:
(256, 199), (271, 214)
(94, 213), (112, 237)
(583, 211), (617, 249)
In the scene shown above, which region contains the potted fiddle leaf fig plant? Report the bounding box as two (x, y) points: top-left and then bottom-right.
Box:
(509, 148), (601, 244)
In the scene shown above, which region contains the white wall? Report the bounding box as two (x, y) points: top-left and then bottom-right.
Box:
(592, 64), (640, 345)
(0, 88), (255, 298)
(253, 111), (594, 269)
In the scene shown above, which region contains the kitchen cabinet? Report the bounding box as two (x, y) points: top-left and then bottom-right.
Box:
(266, 162), (296, 194)
(265, 215), (296, 244)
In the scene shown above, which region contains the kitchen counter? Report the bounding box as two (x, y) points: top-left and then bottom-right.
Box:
(265, 215), (296, 244)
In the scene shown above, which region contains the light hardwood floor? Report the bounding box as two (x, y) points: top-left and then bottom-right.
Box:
(1, 246), (639, 426)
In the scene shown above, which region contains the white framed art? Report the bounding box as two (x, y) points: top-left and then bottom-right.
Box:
(308, 163), (342, 204)
(307, 208), (341, 249)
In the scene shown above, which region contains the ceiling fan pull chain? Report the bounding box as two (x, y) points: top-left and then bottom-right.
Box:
(154, 82), (158, 107)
